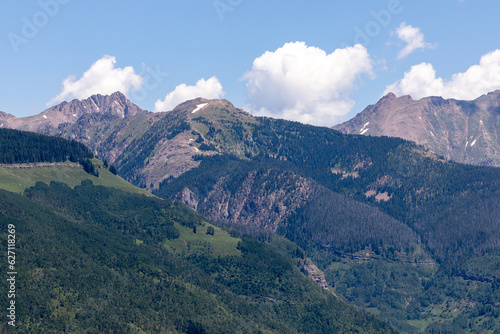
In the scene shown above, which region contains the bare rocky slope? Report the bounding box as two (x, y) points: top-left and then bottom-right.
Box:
(334, 90), (500, 166)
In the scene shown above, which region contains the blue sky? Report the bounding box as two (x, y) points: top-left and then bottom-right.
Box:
(1, 0), (499, 126)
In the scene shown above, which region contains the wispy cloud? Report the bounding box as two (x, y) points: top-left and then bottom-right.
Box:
(47, 55), (143, 106)
(384, 49), (500, 100)
(242, 42), (374, 126)
(395, 22), (435, 59)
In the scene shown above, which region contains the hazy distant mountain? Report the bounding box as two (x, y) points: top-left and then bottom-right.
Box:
(334, 91), (500, 166)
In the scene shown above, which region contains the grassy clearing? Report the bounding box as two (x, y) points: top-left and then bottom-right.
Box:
(406, 319), (431, 331)
(163, 222), (240, 257)
(0, 164), (151, 196)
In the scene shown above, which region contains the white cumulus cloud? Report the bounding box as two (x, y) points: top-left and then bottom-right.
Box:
(242, 42), (374, 126)
(384, 49), (500, 100)
(47, 55), (143, 106)
(395, 22), (435, 59)
(154, 76), (224, 112)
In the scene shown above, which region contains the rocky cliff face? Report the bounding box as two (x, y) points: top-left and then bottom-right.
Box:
(184, 169), (314, 236)
(300, 258), (329, 290)
(334, 91), (500, 166)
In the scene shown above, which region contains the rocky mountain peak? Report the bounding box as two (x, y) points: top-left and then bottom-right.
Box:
(363, 93), (414, 115)
(63, 91), (145, 118)
(1, 92), (149, 147)
(0, 111), (15, 120)
(168, 98), (238, 115)
(381, 92), (397, 100)
(164, 98), (254, 128)
(475, 90), (500, 106)
(334, 90), (500, 166)
(169, 97), (211, 114)
(0, 111), (14, 128)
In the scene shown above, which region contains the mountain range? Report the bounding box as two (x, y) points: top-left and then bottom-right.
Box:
(334, 91), (500, 167)
(3, 91), (500, 332)
(0, 92), (252, 189)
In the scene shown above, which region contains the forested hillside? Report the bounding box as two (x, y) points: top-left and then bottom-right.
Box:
(154, 115), (500, 332)
(158, 117), (500, 267)
(0, 182), (395, 333)
(0, 129), (395, 333)
(0, 128), (92, 164)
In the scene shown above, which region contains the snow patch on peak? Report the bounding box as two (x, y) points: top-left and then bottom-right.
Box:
(360, 121), (370, 135)
(192, 103), (209, 114)
(43, 115), (47, 119)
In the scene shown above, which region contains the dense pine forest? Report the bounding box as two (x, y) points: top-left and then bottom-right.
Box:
(0, 181), (396, 333)
(0, 128), (93, 164)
